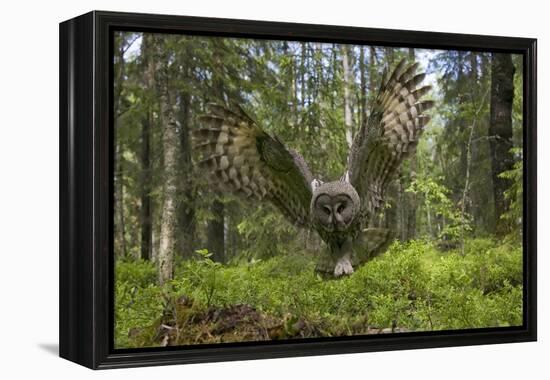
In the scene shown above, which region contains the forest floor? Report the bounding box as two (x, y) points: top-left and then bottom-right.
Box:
(115, 238), (523, 348)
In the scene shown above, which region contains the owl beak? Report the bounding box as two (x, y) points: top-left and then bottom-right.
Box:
(333, 214), (345, 231)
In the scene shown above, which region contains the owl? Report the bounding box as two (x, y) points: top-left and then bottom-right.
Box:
(193, 59), (433, 277)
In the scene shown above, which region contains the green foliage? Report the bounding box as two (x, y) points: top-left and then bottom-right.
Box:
(113, 32), (524, 264)
(112, 35), (525, 348)
(407, 175), (471, 242)
(114, 260), (163, 348)
(185, 248), (223, 306)
(235, 206), (300, 259)
(116, 259), (158, 287)
(499, 148), (523, 237)
(115, 238), (522, 347)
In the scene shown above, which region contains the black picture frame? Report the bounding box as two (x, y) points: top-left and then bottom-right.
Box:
(59, 10), (537, 370)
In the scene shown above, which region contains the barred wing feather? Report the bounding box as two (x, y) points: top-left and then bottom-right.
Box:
(347, 59), (433, 218)
(193, 104), (314, 227)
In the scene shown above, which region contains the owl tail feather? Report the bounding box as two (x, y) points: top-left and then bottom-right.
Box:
(352, 228), (392, 265)
(314, 228), (392, 277)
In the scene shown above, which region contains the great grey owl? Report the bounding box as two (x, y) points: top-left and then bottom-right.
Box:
(193, 59), (433, 277)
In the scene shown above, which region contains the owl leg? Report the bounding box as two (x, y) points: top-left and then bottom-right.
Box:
(333, 239), (354, 277)
(334, 253), (354, 277)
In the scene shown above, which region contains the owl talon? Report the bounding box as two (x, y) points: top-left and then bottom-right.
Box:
(334, 256), (354, 277)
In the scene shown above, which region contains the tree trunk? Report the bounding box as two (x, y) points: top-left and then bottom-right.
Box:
(381, 47), (398, 232)
(175, 41), (196, 259)
(368, 47), (378, 107)
(341, 45), (354, 148)
(385, 47), (395, 65)
(456, 52), (469, 188)
(139, 111), (153, 261)
(405, 47), (417, 240)
(207, 201), (225, 262)
(158, 109), (177, 284)
(398, 178), (406, 241)
(177, 87), (196, 258)
(489, 53), (515, 236)
(155, 38), (177, 285)
(139, 34), (154, 261)
(359, 46), (367, 128)
(206, 39), (227, 263)
(300, 42), (306, 111)
(115, 144), (127, 258)
(113, 34), (127, 258)
(468, 52), (491, 233)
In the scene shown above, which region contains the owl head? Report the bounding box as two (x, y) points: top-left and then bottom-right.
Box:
(310, 177), (360, 232)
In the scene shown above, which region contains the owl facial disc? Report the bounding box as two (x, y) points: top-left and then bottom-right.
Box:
(310, 180), (360, 232)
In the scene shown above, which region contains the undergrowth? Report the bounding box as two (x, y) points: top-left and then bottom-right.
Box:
(114, 238), (523, 348)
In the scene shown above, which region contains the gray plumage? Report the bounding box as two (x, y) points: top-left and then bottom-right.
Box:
(193, 59), (433, 277)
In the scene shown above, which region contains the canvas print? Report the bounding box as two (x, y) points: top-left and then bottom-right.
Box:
(113, 31), (524, 349)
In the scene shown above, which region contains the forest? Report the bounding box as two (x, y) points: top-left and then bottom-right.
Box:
(113, 31), (524, 348)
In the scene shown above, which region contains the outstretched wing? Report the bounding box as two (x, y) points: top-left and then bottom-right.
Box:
(347, 59), (433, 219)
(193, 104), (314, 226)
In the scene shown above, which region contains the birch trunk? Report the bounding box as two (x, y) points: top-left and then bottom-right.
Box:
(341, 45), (354, 149)
(359, 46), (367, 128)
(155, 38), (177, 285)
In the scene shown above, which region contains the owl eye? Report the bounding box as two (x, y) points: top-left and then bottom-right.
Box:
(323, 206), (332, 215)
(337, 204), (345, 213)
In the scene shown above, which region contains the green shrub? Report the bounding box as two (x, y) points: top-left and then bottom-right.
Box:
(114, 259), (163, 348)
(114, 238), (523, 348)
(116, 259), (157, 288)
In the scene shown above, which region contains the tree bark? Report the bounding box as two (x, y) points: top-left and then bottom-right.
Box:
(173, 40), (197, 259)
(115, 144), (127, 257)
(367, 47), (378, 108)
(300, 42), (306, 111)
(385, 47), (395, 65)
(177, 87), (196, 258)
(206, 39), (227, 263)
(381, 48), (398, 233)
(207, 201), (225, 262)
(155, 37), (177, 285)
(456, 52), (469, 186)
(139, 34), (154, 261)
(359, 46), (367, 128)
(113, 34), (127, 258)
(341, 45), (354, 148)
(489, 53), (515, 236)
(139, 112), (153, 261)
(405, 47), (417, 240)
